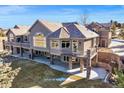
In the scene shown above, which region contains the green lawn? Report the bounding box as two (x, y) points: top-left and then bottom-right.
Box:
(10, 58), (112, 88)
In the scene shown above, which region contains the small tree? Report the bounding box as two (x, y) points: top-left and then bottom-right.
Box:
(115, 70), (124, 88)
(118, 29), (124, 39)
(111, 23), (116, 36)
(80, 10), (89, 25)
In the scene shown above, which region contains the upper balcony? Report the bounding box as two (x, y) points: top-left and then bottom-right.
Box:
(4, 41), (30, 48)
(4, 41), (12, 46)
(21, 42), (30, 48)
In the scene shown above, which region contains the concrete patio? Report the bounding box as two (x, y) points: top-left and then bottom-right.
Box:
(11, 54), (107, 80)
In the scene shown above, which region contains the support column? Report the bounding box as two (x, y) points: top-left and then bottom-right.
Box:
(86, 49), (92, 79)
(20, 47), (23, 57)
(29, 49), (33, 59)
(80, 57), (84, 73)
(69, 56), (72, 70)
(95, 45), (98, 64)
(10, 46), (13, 54)
(50, 54), (54, 65)
(9, 45), (12, 53)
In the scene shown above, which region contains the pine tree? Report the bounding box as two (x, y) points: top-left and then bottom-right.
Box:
(115, 70), (124, 88)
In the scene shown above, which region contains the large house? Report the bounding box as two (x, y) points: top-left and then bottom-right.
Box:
(86, 22), (112, 47)
(4, 20), (99, 71)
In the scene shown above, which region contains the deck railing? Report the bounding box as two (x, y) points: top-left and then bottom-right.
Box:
(4, 41), (30, 48)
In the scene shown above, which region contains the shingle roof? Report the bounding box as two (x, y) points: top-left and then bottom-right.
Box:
(38, 20), (63, 32)
(48, 24), (99, 39)
(62, 22), (79, 27)
(48, 27), (70, 39)
(9, 25), (30, 36)
(86, 22), (111, 32)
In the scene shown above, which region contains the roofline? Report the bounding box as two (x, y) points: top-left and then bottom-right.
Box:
(28, 19), (39, 32)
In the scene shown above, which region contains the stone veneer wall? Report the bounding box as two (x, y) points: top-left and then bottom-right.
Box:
(98, 52), (120, 64)
(97, 52), (121, 71)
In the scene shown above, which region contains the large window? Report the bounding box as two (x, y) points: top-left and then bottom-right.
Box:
(51, 40), (59, 48)
(72, 40), (78, 52)
(33, 33), (46, 48)
(62, 41), (70, 48)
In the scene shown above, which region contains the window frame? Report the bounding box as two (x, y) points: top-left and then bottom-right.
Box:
(72, 40), (79, 52)
(63, 56), (69, 62)
(51, 40), (59, 49)
(61, 40), (70, 48)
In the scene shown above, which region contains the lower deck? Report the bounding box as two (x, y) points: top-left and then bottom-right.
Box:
(4, 45), (98, 75)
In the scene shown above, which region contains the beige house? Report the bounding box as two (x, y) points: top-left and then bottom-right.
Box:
(4, 20), (99, 73)
(86, 22), (112, 47)
(0, 28), (8, 51)
(5, 25), (30, 56)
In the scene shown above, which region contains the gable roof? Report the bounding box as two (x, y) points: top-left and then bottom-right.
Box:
(86, 22), (111, 32)
(9, 25), (30, 36)
(29, 20), (63, 32)
(62, 22), (79, 27)
(48, 24), (99, 39)
(48, 27), (70, 39)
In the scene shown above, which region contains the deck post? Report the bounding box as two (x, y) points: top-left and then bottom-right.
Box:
(50, 54), (54, 65)
(30, 49), (33, 59)
(69, 56), (72, 70)
(95, 45), (98, 63)
(10, 46), (13, 54)
(80, 57), (84, 73)
(86, 49), (92, 79)
(20, 47), (23, 57)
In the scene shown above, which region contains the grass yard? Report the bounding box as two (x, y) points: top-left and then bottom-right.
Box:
(10, 58), (112, 88)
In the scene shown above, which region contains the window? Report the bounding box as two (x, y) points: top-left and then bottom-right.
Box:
(63, 56), (69, 62)
(16, 37), (21, 42)
(9, 33), (14, 42)
(24, 36), (28, 41)
(34, 33), (46, 48)
(72, 40), (78, 52)
(62, 41), (70, 48)
(51, 40), (59, 48)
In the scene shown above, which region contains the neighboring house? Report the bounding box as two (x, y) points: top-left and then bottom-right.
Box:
(5, 25), (30, 56)
(4, 20), (99, 71)
(0, 28), (8, 51)
(86, 22), (112, 47)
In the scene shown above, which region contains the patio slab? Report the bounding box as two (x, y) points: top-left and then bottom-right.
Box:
(11, 54), (107, 80)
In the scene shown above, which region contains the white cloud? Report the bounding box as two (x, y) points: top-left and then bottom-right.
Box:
(0, 5), (27, 15)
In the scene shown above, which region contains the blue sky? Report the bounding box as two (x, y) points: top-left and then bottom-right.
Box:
(0, 5), (124, 28)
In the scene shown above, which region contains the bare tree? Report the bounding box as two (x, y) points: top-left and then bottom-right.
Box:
(80, 10), (89, 25)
